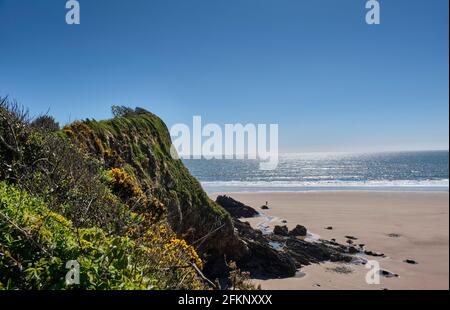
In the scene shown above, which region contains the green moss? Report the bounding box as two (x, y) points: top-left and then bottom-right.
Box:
(63, 110), (238, 257)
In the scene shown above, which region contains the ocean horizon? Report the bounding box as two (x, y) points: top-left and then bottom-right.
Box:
(183, 150), (449, 193)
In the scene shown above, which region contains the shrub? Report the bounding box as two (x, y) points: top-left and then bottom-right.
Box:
(31, 115), (60, 133)
(0, 182), (206, 290)
(1, 99), (237, 290)
(165, 238), (203, 269)
(111, 106), (151, 118)
(227, 261), (259, 290)
(0, 97), (31, 179)
(1, 98), (129, 231)
(126, 219), (205, 289)
(107, 168), (145, 204)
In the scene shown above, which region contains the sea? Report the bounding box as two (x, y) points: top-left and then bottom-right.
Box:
(183, 151), (449, 193)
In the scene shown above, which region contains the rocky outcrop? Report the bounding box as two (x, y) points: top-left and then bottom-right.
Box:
(215, 195), (259, 218)
(364, 250), (385, 257)
(273, 225), (289, 236)
(64, 110), (361, 283)
(64, 109), (248, 274)
(231, 219), (354, 279)
(289, 225), (307, 237)
(233, 220), (296, 278)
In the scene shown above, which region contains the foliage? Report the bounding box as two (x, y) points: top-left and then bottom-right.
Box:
(0, 97), (129, 230)
(31, 115), (60, 133)
(0, 98), (210, 290)
(107, 168), (145, 205)
(111, 106), (136, 118)
(111, 106), (150, 119)
(227, 261), (259, 290)
(1, 97), (246, 290)
(106, 167), (165, 221)
(0, 182), (206, 290)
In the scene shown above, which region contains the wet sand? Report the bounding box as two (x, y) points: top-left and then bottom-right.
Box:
(211, 191), (449, 290)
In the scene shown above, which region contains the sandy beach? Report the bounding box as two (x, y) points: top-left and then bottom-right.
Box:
(211, 191), (449, 290)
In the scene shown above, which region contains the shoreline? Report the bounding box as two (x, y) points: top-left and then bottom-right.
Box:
(210, 191), (449, 290)
(207, 188), (449, 194)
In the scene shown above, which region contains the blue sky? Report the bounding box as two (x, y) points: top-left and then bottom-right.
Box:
(0, 0), (448, 152)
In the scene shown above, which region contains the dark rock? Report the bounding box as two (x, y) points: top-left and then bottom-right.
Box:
(202, 255), (229, 280)
(346, 239), (354, 245)
(325, 226), (333, 230)
(234, 220), (264, 240)
(364, 250), (385, 257)
(387, 233), (401, 238)
(228, 218), (356, 281)
(330, 253), (353, 263)
(240, 240), (297, 279)
(345, 235), (358, 240)
(215, 195), (259, 218)
(347, 246), (359, 254)
(273, 225), (289, 236)
(404, 259), (418, 265)
(285, 237), (352, 266)
(261, 205), (269, 210)
(321, 239), (350, 253)
(281, 220), (288, 224)
(289, 225), (307, 237)
(329, 240), (339, 246)
(233, 220), (296, 278)
(379, 270), (399, 278)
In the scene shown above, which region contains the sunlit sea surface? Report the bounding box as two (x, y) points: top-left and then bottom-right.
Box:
(183, 151), (449, 193)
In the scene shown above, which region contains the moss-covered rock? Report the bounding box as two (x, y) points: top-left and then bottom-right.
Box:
(0, 100), (210, 289)
(63, 109), (247, 267)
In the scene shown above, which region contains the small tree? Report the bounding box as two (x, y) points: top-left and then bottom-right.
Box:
(31, 115), (60, 132)
(111, 105), (135, 118)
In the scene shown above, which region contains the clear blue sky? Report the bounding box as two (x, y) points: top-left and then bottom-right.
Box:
(0, 0), (448, 152)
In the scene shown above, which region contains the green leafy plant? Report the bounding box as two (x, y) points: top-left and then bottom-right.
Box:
(0, 182), (206, 290)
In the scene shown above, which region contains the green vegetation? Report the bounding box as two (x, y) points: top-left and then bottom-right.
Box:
(0, 98), (208, 289)
(0, 97), (249, 290)
(0, 181), (204, 289)
(62, 106), (243, 258)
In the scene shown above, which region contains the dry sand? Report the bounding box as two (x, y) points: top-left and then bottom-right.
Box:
(211, 191), (449, 290)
